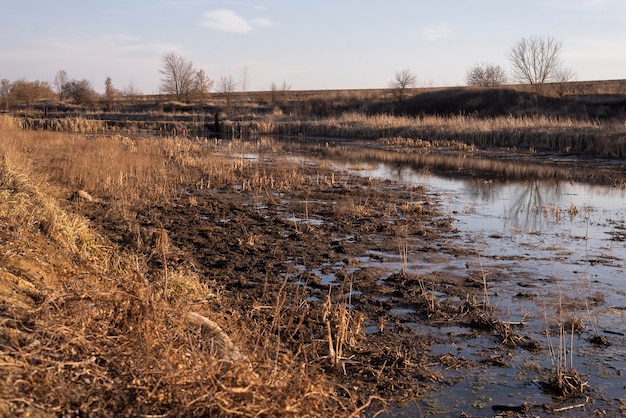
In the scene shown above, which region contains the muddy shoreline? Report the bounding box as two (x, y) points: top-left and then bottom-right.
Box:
(69, 137), (626, 416)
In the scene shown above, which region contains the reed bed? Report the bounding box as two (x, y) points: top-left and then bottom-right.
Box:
(0, 129), (306, 211)
(249, 112), (626, 158)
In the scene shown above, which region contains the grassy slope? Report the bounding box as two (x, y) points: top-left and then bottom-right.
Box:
(0, 118), (351, 417)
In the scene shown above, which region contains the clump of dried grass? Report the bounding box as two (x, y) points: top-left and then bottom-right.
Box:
(0, 153), (106, 260)
(323, 287), (364, 371)
(542, 293), (589, 398)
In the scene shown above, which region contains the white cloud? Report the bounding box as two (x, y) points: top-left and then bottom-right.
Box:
(421, 25), (452, 42)
(199, 9), (274, 34)
(251, 18), (274, 28)
(200, 9), (254, 34)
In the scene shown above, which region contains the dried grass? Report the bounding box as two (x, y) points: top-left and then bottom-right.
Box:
(0, 116), (357, 416)
(543, 291), (589, 398)
(242, 111), (626, 158)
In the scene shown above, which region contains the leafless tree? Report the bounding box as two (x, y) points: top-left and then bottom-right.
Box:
(554, 67), (576, 83)
(159, 52), (196, 101)
(553, 67), (577, 96)
(270, 81), (290, 106)
(466, 63), (508, 87)
(63, 79), (97, 105)
(121, 80), (141, 105)
(508, 35), (564, 90)
(193, 69), (214, 101)
(122, 80), (141, 97)
(216, 76), (238, 109)
(240, 66), (248, 92)
(1, 79), (11, 109)
(390, 69), (416, 99)
(104, 76), (117, 110)
(53, 70), (69, 100)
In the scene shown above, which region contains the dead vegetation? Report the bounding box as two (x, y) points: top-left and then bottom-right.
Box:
(3, 111), (624, 415)
(10, 80), (626, 159)
(0, 116), (361, 416)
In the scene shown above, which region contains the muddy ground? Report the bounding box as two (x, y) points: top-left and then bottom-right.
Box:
(64, 139), (625, 417)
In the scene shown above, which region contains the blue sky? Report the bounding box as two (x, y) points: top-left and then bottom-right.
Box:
(1, 0), (624, 93)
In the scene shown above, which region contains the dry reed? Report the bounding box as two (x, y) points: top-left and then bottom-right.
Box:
(241, 112), (626, 158)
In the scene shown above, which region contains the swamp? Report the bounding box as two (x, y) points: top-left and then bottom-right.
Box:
(1, 84), (626, 416)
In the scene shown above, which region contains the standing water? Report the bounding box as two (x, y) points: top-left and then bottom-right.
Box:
(241, 139), (626, 415)
(340, 160), (626, 416)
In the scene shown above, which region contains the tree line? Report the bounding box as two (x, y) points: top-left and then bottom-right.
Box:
(0, 52), (280, 110)
(391, 35), (576, 97)
(0, 70), (141, 110)
(2, 34), (576, 110)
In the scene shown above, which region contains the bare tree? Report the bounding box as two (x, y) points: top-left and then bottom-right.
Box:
(269, 81), (290, 106)
(553, 67), (577, 96)
(193, 69), (213, 101)
(240, 66), (248, 92)
(554, 67), (576, 83)
(1, 79), (11, 109)
(390, 69), (416, 99)
(121, 80), (141, 105)
(122, 80), (141, 97)
(216, 76), (238, 109)
(62, 79), (97, 105)
(104, 76), (117, 110)
(466, 63), (508, 87)
(159, 52), (196, 101)
(53, 70), (69, 100)
(508, 35), (564, 90)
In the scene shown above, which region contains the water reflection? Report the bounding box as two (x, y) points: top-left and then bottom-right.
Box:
(338, 159), (626, 234)
(254, 137), (626, 414)
(249, 135), (626, 236)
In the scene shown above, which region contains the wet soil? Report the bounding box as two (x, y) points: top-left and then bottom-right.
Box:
(70, 142), (625, 416)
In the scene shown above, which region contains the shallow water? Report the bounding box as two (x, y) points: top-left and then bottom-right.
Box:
(335, 159), (626, 416)
(243, 140), (626, 415)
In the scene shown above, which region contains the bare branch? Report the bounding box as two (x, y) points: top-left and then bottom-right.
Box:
(390, 69), (417, 99)
(508, 35), (563, 90)
(466, 63), (508, 87)
(159, 52), (196, 101)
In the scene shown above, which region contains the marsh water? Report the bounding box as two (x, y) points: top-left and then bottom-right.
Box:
(338, 160), (626, 416)
(242, 138), (626, 416)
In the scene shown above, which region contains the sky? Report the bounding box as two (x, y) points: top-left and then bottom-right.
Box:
(1, 0), (625, 94)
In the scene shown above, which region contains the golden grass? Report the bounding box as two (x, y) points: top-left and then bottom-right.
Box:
(0, 116), (355, 416)
(0, 153), (105, 259)
(242, 112), (626, 158)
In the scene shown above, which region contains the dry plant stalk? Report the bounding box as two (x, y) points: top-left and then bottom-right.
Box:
(156, 224), (170, 299)
(323, 287), (363, 371)
(544, 292), (588, 397)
